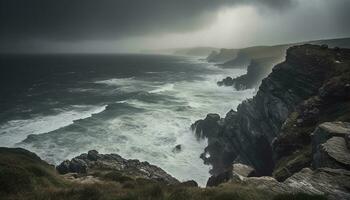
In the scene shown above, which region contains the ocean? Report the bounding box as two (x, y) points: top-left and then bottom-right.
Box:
(0, 54), (255, 185)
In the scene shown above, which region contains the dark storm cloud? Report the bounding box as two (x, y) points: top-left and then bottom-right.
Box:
(330, 0), (350, 33)
(0, 0), (295, 42)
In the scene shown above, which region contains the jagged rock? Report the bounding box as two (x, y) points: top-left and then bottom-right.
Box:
(172, 144), (182, 153)
(56, 150), (179, 185)
(228, 167), (350, 200)
(206, 163), (255, 186)
(314, 137), (350, 170)
(197, 45), (350, 181)
(312, 122), (350, 169)
(87, 150), (101, 161)
(206, 50), (219, 62)
(56, 158), (87, 174)
(217, 77), (234, 86)
(206, 170), (232, 187)
(69, 158), (88, 174)
(56, 160), (71, 174)
(231, 163), (255, 181)
(312, 122), (350, 145)
(228, 57), (284, 90)
(191, 113), (222, 139)
(272, 147), (312, 182)
(284, 168), (350, 200)
(179, 180), (198, 187)
(207, 49), (239, 64)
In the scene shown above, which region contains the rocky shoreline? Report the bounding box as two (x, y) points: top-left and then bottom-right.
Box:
(213, 38), (350, 91)
(56, 150), (179, 185)
(192, 45), (350, 198)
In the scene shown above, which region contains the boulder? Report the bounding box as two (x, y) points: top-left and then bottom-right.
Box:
(217, 77), (234, 86)
(56, 150), (179, 185)
(313, 137), (350, 170)
(87, 150), (101, 161)
(312, 122), (350, 169)
(231, 163), (255, 181)
(284, 168), (350, 200)
(172, 144), (182, 153)
(191, 113), (222, 139)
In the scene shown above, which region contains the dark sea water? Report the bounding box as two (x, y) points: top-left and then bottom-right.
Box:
(0, 54), (254, 185)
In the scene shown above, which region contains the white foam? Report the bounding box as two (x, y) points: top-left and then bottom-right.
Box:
(149, 83), (175, 93)
(0, 105), (107, 147)
(95, 77), (136, 86)
(10, 58), (256, 187)
(95, 77), (160, 93)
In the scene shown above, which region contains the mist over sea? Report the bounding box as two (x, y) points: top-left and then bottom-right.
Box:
(0, 54), (254, 185)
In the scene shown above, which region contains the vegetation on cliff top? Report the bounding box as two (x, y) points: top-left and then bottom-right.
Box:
(0, 147), (326, 200)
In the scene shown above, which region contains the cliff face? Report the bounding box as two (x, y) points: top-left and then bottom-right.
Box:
(217, 56), (284, 90)
(213, 38), (350, 91)
(206, 48), (239, 64)
(56, 150), (179, 185)
(194, 45), (350, 178)
(207, 44), (288, 68)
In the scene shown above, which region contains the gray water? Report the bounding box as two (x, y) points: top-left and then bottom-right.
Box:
(0, 54), (255, 185)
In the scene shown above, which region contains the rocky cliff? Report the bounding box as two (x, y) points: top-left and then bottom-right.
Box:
(194, 45), (350, 183)
(207, 48), (239, 64)
(208, 44), (288, 67)
(56, 150), (179, 185)
(213, 38), (350, 90)
(217, 56), (284, 90)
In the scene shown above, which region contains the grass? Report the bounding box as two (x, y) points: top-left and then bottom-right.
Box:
(273, 146), (312, 181)
(0, 147), (329, 200)
(273, 193), (328, 200)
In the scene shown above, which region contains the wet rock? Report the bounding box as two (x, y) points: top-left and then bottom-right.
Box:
(87, 150), (100, 161)
(172, 144), (182, 153)
(191, 113), (222, 139)
(197, 45), (350, 178)
(56, 160), (71, 174)
(346, 134), (350, 149)
(230, 57), (284, 90)
(70, 158), (88, 174)
(206, 163), (255, 186)
(312, 122), (350, 143)
(228, 167), (350, 200)
(206, 170), (232, 187)
(56, 159), (87, 174)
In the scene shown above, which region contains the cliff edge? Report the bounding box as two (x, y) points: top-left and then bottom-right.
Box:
(193, 44), (350, 192)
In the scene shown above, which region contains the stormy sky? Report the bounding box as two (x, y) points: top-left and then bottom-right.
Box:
(1, 0), (350, 53)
